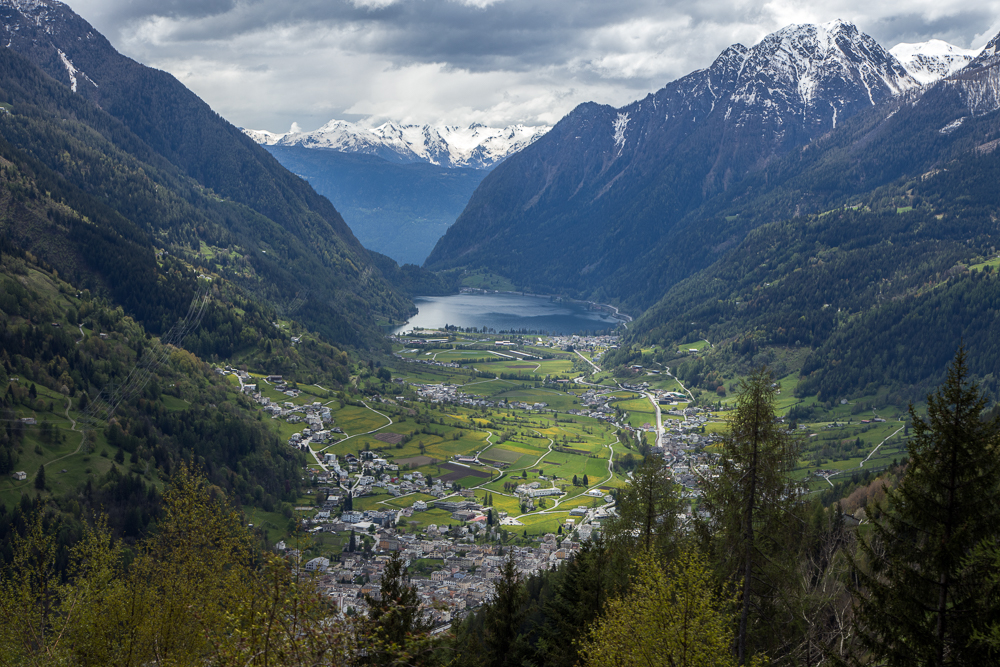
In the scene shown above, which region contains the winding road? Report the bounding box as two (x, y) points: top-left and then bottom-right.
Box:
(642, 390), (664, 448)
(663, 366), (694, 401)
(574, 349), (601, 373)
(860, 425), (905, 468)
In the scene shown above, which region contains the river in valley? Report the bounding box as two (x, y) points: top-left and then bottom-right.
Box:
(392, 292), (623, 335)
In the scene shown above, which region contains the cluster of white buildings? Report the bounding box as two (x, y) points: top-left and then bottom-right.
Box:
(547, 334), (620, 352)
(664, 406), (711, 432)
(567, 388), (617, 421)
(285, 531), (592, 624)
(414, 383), (496, 409)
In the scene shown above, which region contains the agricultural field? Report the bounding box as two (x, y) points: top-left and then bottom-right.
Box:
(259, 333), (923, 541)
(288, 378), (628, 534)
(609, 395), (658, 430)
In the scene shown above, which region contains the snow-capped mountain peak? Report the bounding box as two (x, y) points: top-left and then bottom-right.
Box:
(243, 119), (550, 169)
(741, 19), (920, 105)
(889, 39), (980, 84)
(670, 19), (921, 139)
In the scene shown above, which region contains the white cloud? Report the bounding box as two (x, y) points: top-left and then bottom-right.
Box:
(68, 0), (1000, 131)
(350, 0), (400, 8)
(452, 0), (506, 8)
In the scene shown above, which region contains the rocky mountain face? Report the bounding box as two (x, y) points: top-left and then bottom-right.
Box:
(246, 120), (550, 170)
(0, 0), (412, 346)
(424, 20), (929, 309)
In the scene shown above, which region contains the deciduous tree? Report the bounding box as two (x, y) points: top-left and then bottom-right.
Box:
(581, 549), (764, 667)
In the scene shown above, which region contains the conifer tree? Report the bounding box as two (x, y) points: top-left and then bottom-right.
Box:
(702, 367), (799, 664)
(605, 455), (679, 558)
(535, 539), (615, 667)
(850, 349), (1000, 666)
(34, 463), (45, 491)
(482, 548), (528, 667)
(362, 551), (433, 663)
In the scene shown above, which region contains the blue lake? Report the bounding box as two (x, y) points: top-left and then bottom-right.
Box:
(393, 293), (622, 335)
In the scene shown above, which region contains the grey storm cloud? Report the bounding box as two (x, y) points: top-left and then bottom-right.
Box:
(90, 0), (713, 71)
(65, 0), (1000, 131)
(84, 0), (748, 87)
(866, 10), (996, 48)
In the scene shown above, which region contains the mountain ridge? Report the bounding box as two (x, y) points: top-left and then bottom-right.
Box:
(424, 20), (929, 310)
(601, 23), (1000, 399)
(890, 39), (980, 84)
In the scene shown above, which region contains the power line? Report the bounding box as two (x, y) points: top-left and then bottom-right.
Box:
(77, 279), (211, 430)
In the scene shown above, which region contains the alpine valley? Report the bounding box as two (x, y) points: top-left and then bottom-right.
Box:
(0, 0), (424, 524)
(4, 1), (1000, 665)
(246, 120), (550, 265)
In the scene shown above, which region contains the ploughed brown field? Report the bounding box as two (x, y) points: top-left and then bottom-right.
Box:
(438, 462), (492, 482)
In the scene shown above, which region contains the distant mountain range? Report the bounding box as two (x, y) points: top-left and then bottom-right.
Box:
(242, 120), (548, 264)
(889, 39), (980, 84)
(243, 24), (986, 269)
(245, 120), (549, 170)
(261, 145), (487, 266)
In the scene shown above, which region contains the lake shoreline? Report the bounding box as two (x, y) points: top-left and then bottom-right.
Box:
(454, 287), (633, 323)
(391, 292), (629, 335)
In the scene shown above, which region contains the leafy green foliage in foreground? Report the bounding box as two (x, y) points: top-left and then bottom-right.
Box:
(0, 467), (437, 667)
(581, 549), (761, 667)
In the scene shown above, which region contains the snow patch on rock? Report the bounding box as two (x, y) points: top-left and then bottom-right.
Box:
(612, 112), (630, 156)
(939, 117), (965, 134)
(56, 48), (77, 92)
(890, 40), (979, 85)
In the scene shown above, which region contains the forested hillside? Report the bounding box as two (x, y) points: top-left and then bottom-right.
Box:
(425, 22), (926, 307)
(471, 23), (986, 404)
(606, 59), (1000, 401)
(0, 238), (309, 554)
(0, 0), (393, 563)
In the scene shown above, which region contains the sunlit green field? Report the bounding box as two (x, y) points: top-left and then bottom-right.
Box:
(259, 335), (921, 541)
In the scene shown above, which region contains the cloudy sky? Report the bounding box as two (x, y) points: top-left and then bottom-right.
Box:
(67, 0), (1000, 132)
